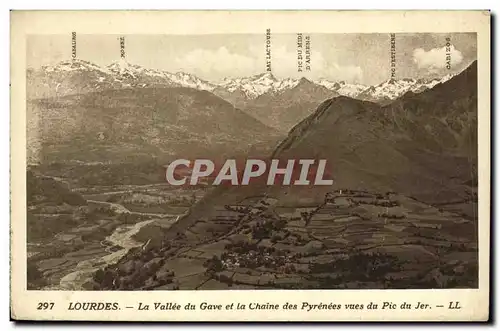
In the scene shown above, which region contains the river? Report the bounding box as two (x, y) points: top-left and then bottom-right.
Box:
(47, 217), (173, 291)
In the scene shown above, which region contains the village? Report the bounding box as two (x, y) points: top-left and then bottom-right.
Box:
(90, 188), (477, 290)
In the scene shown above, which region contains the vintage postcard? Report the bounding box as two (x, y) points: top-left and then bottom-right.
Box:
(10, 10), (490, 321)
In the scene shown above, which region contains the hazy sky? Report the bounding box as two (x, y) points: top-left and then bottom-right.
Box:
(27, 33), (477, 85)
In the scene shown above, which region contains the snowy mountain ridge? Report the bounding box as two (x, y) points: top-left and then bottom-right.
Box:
(33, 59), (457, 102)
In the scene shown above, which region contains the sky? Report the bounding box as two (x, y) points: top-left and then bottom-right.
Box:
(27, 33), (477, 85)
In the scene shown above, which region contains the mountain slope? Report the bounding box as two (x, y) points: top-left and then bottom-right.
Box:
(382, 61), (477, 158)
(270, 61), (477, 203)
(27, 87), (282, 164)
(169, 61), (478, 236)
(242, 78), (338, 132)
(356, 74), (456, 104)
(92, 62), (479, 291)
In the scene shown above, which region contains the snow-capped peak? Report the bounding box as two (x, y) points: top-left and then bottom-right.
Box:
(355, 74), (456, 102)
(42, 59), (108, 74)
(219, 72), (298, 99)
(359, 78), (420, 100)
(107, 60), (151, 79)
(315, 79), (368, 98)
(251, 72), (277, 82)
(167, 72), (216, 92)
(33, 58), (458, 103)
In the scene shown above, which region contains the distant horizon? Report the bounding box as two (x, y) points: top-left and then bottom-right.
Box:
(28, 56), (475, 87)
(27, 33), (477, 85)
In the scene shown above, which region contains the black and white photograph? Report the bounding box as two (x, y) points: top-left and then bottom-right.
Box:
(9, 10), (491, 322)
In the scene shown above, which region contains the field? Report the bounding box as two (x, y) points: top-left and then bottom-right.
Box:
(92, 189), (478, 290)
(27, 169), (207, 290)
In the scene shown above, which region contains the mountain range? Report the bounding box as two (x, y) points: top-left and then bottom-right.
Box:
(27, 59), (456, 105)
(27, 86), (282, 165)
(27, 59), (461, 133)
(26, 57), (479, 291)
(167, 60), (478, 235)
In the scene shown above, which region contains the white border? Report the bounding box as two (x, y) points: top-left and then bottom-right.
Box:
(3, 2), (497, 329)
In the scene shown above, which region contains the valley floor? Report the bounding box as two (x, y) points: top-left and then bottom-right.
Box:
(87, 189), (478, 290)
(27, 182), (204, 290)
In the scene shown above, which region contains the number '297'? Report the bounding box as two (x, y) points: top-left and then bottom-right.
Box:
(37, 302), (54, 310)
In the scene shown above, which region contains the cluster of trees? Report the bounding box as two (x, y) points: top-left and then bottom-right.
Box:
(377, 212), (405, 219)
(280, 264), (297, 274)
(27, 263), (47, 289)
(91, 240), (180, 290)
(222, 242), (292, 269)
(110, 190), (198, 208)
(28, 215), (76, 242)
(165, 195), (196, 207)
(224, 205), (251, 213)
(250, 219), (287, 240)
(310, 252), (402, 282)
(350, 211), (371, 220)
(94, 254), (176, 290)
(270, 233), (284, 243)
(27, 170), (87, 207)
(300, 205), (325, 225)
(225, 241), (259, 254)
(92, 205), (116, 217)
(204, 255), (224, 273)
(93, 269), (116, 289)
(368, 200), (400, 207)
(212, 272), (233, 287)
